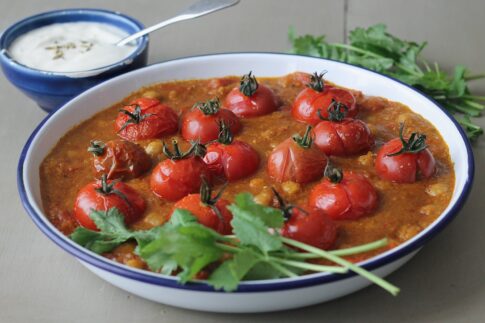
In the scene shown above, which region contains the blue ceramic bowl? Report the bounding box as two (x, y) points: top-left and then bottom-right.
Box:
(0, 8), (149, 112)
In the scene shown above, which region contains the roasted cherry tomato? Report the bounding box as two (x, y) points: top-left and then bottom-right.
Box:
(203, 121), (259, 181)
(309, 165), (378, 220)
(150, 140), (212, 201)
(88, 139), (151, 180)
(171, 179), (232, 234)
(223, 72), (278, 118)
(181, 98), (241, 144)
(74, 174), (146, 230)
(313, 100), (374, 156)
(274, 189), (337, 250)
(267, 126), (327, 183)
(375, 124), (436, 183)
(115, 97), (178, 141)
(292, 72), (357, 125)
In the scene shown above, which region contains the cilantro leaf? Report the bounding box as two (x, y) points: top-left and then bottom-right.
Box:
(289, 24), (484, 140)
(138, 209), (223, 283)
(207, 249), (260, 291)
(70, 208), (161, 254)
(228, 193), (284, 253)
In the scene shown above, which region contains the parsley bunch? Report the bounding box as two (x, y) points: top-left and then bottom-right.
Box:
(71, 193), (399, 295)
(289, 24), (484, 140)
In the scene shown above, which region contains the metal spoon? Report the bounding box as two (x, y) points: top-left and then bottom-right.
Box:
(116, 0), (240, 46)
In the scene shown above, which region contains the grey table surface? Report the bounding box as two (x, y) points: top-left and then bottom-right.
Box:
(1, 1), (484, 322)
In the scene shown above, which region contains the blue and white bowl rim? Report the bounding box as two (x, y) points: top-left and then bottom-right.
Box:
(17, 52), (475, 293)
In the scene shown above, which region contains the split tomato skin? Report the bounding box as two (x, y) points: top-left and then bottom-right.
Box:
(292, 87), (358, 126)
(267, 137), (327, 183)
(150, 157), (212, 202)
(172, 194), (233, 235)
(114, 98), (179, 141)
(313, 119), (374, 156)
(309, 172), (378, 220)
(181, 108), (241, 144)
(224, 84), (278, 118)
(74, 179), (145, 230)
(280, 208), (337, 250)
(375, 138), (436, 183)
(91, 139), (151, 180)
(203, 140), (260, 181)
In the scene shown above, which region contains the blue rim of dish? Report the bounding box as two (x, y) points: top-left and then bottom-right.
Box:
(0, 8), (148, 77)
(17, 52), (475, 293)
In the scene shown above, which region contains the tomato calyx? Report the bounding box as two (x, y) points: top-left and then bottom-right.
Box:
(324, 161), (343, 183)
(307, 71), (326, 92)
(292, 125), (314, 149)
(239, 71), (259, 97)
(94, 174), (129, 203)
(387, 123), (428, 157)
(118, 105), (155, 132)
(200, 176), (227, 221)
(272, 188), (308, 221)
(216, 120), (234, 145)
(162, 139), (207, 160)
(318, 99), (349, 122)
(88, 140), (105, 156)
(193, 97), (221, 115)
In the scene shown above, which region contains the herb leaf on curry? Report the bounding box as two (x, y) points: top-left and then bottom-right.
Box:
(70, 194), (400, 295)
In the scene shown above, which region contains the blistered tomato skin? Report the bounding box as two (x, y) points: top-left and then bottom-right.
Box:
(114, 98), (179, 141)
(181, 108), (241, 144)
(150, 157), (212, 202)
(375, 138), (436, 183)
(280, 208), (337, 250)
(313, 119), (374, 156)
(91, 139), (151, 180)
(223, 73), (278, 118)
(292, 86), (358, 125)
(204, 141), (260, 181)
(171, 194), (233, 235)
(267, 137), (327, 184)
(309, 172), (378, 220)
(74, 179), (146, 230)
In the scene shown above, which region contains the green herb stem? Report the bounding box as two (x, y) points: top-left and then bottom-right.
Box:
(330, 43), (423, 77)
(281, 237), (400, 296)
(287, 238), (389, 259)
(272, 258), (348, 274)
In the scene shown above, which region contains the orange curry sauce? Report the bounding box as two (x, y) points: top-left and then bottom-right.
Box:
(40, 73), (454, 269)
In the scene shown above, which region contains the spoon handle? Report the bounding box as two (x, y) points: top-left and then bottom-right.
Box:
(117, 0), (240, 46)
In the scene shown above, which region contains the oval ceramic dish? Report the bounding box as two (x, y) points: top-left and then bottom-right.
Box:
(18, 53), (474, 313)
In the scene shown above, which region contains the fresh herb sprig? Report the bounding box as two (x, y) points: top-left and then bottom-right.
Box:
(289, 24), (484, 140)
(71, 193), (399, 295)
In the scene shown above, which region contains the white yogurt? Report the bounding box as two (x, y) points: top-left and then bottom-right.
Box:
(8, 22), (137, 73)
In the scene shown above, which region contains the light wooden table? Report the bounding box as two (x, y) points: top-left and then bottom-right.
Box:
(1, 1), (484, 322)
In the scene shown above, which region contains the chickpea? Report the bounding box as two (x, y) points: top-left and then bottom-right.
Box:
(142, 212), (165, 227)
(357, 151), (374, 167)
(254, 187), (274, 206)
(125, 258), (145, 269)
(142, 90), (160, 99)
(425, 183), (448, 197)
(168, 90), (178, 100)
(396, 224), (421, 242)
(145, 141), (164, 158)
(419, 205), (434, 216)
(281, 181), (301, 196)
(249, 178), (266, 190)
